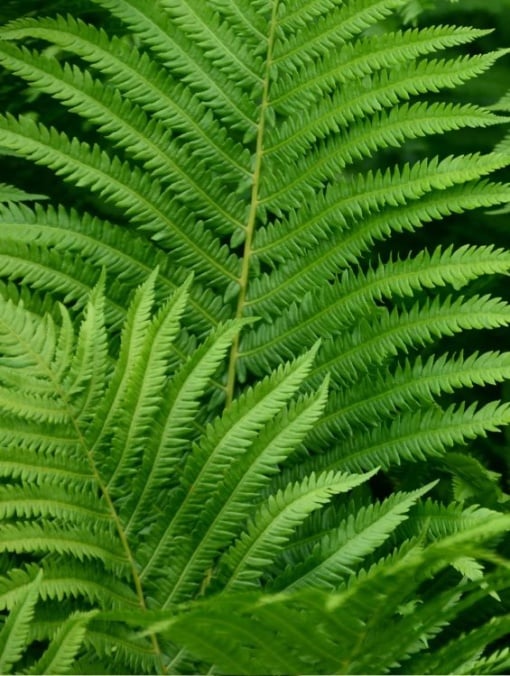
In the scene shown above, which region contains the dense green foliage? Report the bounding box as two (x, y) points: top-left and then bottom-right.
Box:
(0, 0), (510, 673)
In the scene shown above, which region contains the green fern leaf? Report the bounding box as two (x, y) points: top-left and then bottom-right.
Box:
(0, 1), (509, 672)
(162, 381), (330, 605)
(271, 483), (435, 591)
(135, 513), (510, 675)
(218, 468), (377, 592)
(0, 571), (41, 674)
(0, 182), (46, 202)
(27, 610), (96, 676)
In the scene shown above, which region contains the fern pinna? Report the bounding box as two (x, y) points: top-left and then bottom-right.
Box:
(0, 1), (510, 674)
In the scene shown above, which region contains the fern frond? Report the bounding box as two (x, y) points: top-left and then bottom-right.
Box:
(218, 469), (377, 592)
(0, 294), (57, 375)
(0, 114), (238, 287)
(0, 484), (111, 523)
(27, 611), (96, 676)
(0, 562), (137, 612)
(408, 614), (510, 675)
(272, 26), (492, 110)
(0, 41), (246, 236)
(462, 648), (510, 676)
(312, 350), (510, 441)
(0, 386), (73, 424)
(157, 0), (263, 86)
(272, 484), (434, 591)
(0, 523), (127, 571)
(276, 0), (343, 33)
(69, 275), (109, 424)
(303, 401), (510, 473)
(354, 577), (508, 674)
(138, 343), (321, 586)
(255, 156), (510, 262)
(276, 496), (503, 584)
(85, 271), (169, 466)
(400, 499), (502, 542)
(84, 621), (160, 675)
(86, 0), (258, 127)
(262, 104), (507, 211)
(442, 453), (507, 505)
(0, 444), (92, 483)
(0, 202), (224, 331)
(309, 294), (510, 387)
(267, 52), (509, 164)
(105, 273), (191, 499)
(124, 319), (248, 535)
(155, 380), (330, 605)
(244, 245), (510, 372)
(248, 181), (510, 314)
(205, 0), (268, 42)
(138, 513), (510, 675)
(0, 571), (41, 674)
(0, 14), (252, 179)
(0, 182), (46, 202)
(0, 2), (509, 672)
(273, 5), (468, 73)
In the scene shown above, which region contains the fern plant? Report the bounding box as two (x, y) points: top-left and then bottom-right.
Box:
(1, 0), (510, 673)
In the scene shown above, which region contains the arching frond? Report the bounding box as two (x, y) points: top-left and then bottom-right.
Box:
(134, 514), (510, 675)
(271, 484), (434, 591)
(301, 401), (510, 474)
(217, 468), (377, 592)
(160, 382), (330, 605)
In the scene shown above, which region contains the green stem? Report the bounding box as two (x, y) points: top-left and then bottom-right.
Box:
(225, 1), (280, 405)
(3, 314), (168, 674)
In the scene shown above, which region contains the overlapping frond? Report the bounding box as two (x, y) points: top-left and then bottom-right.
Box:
(217, 468), (376, 593)
(137, 344), (324, 595)
(0, 568), (97, 675)
(0, 277), (377, 671)
(155, 382), (330, 605)
(0, 202), (224, 332)
(122, 319), (247, 535)
(27, 610), (96, 676)
(132, 514), (510, 675)
(270, 484), (435, 591)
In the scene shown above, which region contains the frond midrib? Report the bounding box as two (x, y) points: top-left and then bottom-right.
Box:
(0, 301), (165, 670)
(224, 0), (280, 404)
